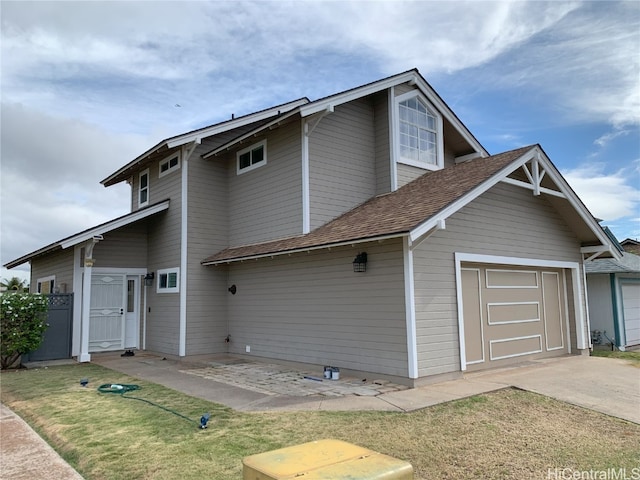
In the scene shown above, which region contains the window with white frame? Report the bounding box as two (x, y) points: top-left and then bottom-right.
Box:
(139, 169), (149, 207)
(157, 268), (179, 293)
(37, 275), (55, 294)
(396, 92), (442, 169)
(159, 154), (180, 178)
(237, 140), (266, 174)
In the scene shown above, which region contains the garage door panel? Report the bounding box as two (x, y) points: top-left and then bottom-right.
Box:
(489, 335), (543, 361)
(542, 272), (564, 350)
(461, 263), (567, 371)
(487, 302), (540, 324)
(461, 269), (484, 364)
(486, 269), (539, 288)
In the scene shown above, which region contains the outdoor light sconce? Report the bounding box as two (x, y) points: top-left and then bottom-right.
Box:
(144, 272), (155, 287)
(228, 284), (237, 295)
(353, 252), (368, 272)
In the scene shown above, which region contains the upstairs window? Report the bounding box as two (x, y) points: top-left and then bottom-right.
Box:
(237, 140), (267, 174)
(157, 267), (179, 293)
(159, 154), (180, 178)
(139, 169), (149, 207)
(396, 92), (443, 169)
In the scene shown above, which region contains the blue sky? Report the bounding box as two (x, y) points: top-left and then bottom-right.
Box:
(1, 0), (639, 283)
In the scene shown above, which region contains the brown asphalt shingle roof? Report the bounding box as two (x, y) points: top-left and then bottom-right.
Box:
(202, 145), (535, 265)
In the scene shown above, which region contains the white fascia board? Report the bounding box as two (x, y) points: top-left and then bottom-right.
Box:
(410, 76), (488, 158)
(299, 72), (418, 117)
(300, 71), (487, 158)
(59, 200), (170, 249)
(409, 148), (538, 243)
(202, 108), (302, 159)
(167, 99), (308, 149)
(533, 151), (622, 260)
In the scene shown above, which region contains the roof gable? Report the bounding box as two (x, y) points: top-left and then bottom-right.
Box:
(202, 144), (620, 265)
(101, 98), (308, 186)
(203, 68), (488, 160)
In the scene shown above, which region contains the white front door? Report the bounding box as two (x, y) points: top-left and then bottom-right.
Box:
(124, 276), (140, 349)
(89, 274), (126, 352)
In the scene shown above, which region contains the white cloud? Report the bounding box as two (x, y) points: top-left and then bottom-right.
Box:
(562, 163), (640, 221)
(594, 129), (631, 148)
(0, 104), (142, 267)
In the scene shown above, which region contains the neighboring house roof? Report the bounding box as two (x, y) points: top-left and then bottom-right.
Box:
(101, 98), (309, 187)
(585, 252), (640, 274)
(203, 68), (488, 160)
(202, 145), (614, 265)
(3, 199), (170, 269)
(621, 238), (640, 255)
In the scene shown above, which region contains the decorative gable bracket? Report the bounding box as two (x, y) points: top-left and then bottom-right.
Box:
(501, 152), (565, 198)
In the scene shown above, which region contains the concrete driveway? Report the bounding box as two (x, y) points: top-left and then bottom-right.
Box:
(93, 353), (640, 423)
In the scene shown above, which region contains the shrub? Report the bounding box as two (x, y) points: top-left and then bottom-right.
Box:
(1, 293), (49, 369)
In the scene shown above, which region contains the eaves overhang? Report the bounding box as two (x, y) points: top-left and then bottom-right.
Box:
(4, 200), (170, 269)
(100, 98), (309, 187)
(201, 232), (408, 266)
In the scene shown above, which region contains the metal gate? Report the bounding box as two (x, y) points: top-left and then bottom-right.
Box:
(26, 294), (74, 361)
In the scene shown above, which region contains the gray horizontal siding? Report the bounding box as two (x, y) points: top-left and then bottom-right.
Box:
(143, 158), (182, 356)
(374, 90), (391, 195)
(412, 182), (582, 378)
(30, 248), (74, 294)
(93, 222), (148, 269)
(186, 144), (230, 355)
(397, 163), (428, 188)
(309, 98), (377, 229)
(227, 123), (302, 246)
(226, 240), (408, 377)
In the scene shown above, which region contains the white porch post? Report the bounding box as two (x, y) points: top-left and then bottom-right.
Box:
(78, 236), (102, 362)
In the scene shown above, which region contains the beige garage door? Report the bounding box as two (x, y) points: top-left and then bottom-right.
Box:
(461, 264), (567, 371)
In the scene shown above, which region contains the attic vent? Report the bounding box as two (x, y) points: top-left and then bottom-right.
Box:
(455, 152), (482, 164)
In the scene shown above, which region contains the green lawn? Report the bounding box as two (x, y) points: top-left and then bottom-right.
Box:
(591, 348), (640, 366)
(1, 363), (638, 480)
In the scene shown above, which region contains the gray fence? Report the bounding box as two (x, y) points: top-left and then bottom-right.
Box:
(26, 293), (74, 362)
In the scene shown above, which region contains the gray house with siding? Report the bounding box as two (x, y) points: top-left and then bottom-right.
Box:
(5, 69), (620, 386)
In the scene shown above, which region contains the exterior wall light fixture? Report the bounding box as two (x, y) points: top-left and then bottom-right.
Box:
(353, 252), (367, 272)
(144, 272), (155, 287)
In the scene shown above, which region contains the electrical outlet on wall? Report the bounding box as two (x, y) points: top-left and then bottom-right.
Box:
(245, 345), (251, 353)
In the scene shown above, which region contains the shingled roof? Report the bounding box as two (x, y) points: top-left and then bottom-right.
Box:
(202, 145), (534, 265)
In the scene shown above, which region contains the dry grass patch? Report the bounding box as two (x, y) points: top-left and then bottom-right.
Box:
(1, 364), (638, 480)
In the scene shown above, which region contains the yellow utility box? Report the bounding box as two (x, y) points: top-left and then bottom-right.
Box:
(242, 439), (413, 480)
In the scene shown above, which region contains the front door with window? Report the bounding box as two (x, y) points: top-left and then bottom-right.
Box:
(89, 274), (126, 352)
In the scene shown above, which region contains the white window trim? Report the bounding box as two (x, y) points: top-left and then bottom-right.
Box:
(157, 267), (179, 294)
(159, 153), (181, 178)
(237, 139), (267, 175)
(139, 169), (150, 207)
(37, 275), (56, 294)
(394, 90), (444, 171)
